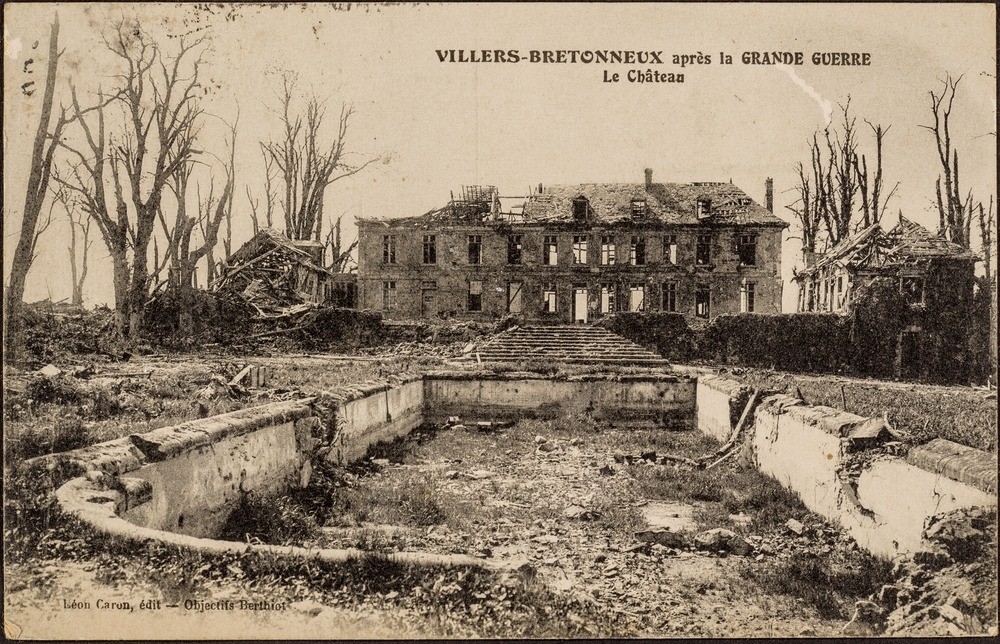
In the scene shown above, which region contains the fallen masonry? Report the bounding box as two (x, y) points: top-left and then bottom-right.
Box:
(21, 363), (999, 637)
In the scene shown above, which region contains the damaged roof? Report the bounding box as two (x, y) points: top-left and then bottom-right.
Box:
(797, 215), (979, 279)
(226, 228), (333, 276)
(359, 181), (787, 228)
(522, 182), (785, 226)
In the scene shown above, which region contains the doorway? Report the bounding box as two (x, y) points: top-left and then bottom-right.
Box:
(507, 282), (523, 314)
(573, 286), (589, 323)
(421, 288), (437, 317)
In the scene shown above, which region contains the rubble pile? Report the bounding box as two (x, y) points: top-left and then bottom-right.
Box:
(875, 507), (998, 636)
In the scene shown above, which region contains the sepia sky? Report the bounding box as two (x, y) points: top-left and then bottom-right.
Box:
(3, 2), (996, 311)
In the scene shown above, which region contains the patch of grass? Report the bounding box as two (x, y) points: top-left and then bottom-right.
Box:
(324, 469), (448, 528)
(739, 550), (892, 619)
(219, 490), (319, 545)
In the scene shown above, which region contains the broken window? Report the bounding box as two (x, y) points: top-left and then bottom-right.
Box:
(629, 236), (646, 266)
(542, 284), (557, 312)
(382, 235), (396, 264)
(662, 282), (677, 312)
(572, 197), (589, 221)
(695, 285), (710, 318)
(468, 235), (482, 265)
(836, 275), (845, 309)
(696, 198), (712, 219)
(900, 276), (925, 305)
(382, 281), (396, 310)
(507, 281), (523, 313)
(507, 234), (523, 264)
(543, 235), (558, 265)
(629, 284), (645, 312)
(601, 235), (616, 265)
(572, 236), (588, 264)
(600, 284), (616, 314)
(696, 234), (712, 266)
(468, 280), (483, 312)
(664, 235), (678, 265)
(737, 233), (757, 267)
(740, 281), (756, 313)
(422, 235), (436, 264)
(631, 199), (647, 219)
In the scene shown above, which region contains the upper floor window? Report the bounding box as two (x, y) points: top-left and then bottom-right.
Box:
(572, 197), (589, 221)
(507, 234), (523, 265)
(631, 199), (647, 219)
(740, 281), (756, 313)
(422, 235), (437, 264)
(900, 276), (925, 305)
(543, 235), (558, 265)
(468, 235), (482, 265)
(664, 235), (678, 265)
(382, 235), (396, 264)
(601, 235), (616, 265)
(572, 236), (588, 264)
(629, 236), (646, 266)
(696, 234), (712, 266)
(737, 233), (757, 267)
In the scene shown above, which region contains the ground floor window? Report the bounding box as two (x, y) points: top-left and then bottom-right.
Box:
(600, 284), (616, 313)
(629, 284), (645, 312)
(542, 284), (557, 312)
(662, 282), (677, 312)
(468, 280), (483, 312)
(740, 281), (756, 313)
(382, 281), (396, 310)
(695, 285), (710, 318)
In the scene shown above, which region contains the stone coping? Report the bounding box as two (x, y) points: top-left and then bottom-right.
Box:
(424, 369), (690, 383)
(697, 375), (752, 397)
(907, 438), (998, 495)
(756, 394), (997, 495)
(56, 477), (495, 570)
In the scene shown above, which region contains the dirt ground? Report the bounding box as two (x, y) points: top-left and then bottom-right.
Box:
(296, 418), (886, 637)
(4, 349), (992, 638)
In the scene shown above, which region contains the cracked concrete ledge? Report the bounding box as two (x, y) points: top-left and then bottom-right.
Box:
(317, 373), (424, 405)
(56, 477), (495, 570)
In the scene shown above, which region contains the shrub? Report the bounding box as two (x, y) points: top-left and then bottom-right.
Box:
(598, 312), (695, 361)
(702, 313), (849, 372)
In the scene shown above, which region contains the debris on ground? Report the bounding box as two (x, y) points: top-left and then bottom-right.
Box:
(873, 507), (997, 636)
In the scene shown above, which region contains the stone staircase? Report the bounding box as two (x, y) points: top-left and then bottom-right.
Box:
(455, 325), (670, 367)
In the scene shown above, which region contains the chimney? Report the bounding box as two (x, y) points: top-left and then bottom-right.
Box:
(765, 177), (774, 213)
(538, 183), (543, 194)
(644, 168), (653, 190)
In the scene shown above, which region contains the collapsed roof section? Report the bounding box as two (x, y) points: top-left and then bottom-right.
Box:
(797, 215), (979, 279)
(358, 180), (786, 229)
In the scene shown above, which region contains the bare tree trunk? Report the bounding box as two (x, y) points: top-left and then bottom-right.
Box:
(4, 16), (62, 361)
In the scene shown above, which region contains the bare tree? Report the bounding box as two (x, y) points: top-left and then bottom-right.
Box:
(55, 19), (207, 339)
(324, 213), (358, 272)
(246, 154), (277, 236)
(855, 121), (899, 229)
(789, 98), (897, 262)
(261, 72), (376, 241)
(52, 186), (93, 306)
(920, 74), (973, 248)
(4, 15), (68, 360)
(786, 161), (820, 262)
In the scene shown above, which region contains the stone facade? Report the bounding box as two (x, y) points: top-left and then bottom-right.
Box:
(357, 174), (787, 322)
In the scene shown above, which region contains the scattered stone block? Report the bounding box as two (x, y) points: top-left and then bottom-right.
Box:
(785, 518), (807, 535)
(39, 364), (62, 377)
(694, 528), (752, 555)
(636, 528), (689, 549)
